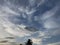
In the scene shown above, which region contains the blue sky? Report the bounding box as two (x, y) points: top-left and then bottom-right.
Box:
(0, 0), (60, 45)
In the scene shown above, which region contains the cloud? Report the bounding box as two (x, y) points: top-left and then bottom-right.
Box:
(0, 5), (33, 38)
(0, 6), (19, 16)
(32, 38), (42, 45)
(48, 42), (60, 45)
(41, 6), (60, 29)
(0, 0), (60, 45)
(4, 22), (32, 37)
(29, 0), (36, 7)
(41, 6), (58, 20)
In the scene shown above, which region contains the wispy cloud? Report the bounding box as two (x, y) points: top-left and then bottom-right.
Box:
(0, 0), (60, 45)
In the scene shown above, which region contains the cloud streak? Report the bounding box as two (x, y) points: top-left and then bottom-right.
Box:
(0, 0), (60, 45)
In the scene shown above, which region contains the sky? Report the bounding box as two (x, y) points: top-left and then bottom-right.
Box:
(0, 0), (60, 45)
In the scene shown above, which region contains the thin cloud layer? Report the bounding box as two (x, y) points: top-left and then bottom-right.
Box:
(0, 0), (60, 45)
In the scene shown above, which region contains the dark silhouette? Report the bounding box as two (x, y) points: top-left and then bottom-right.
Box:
(20, 44), (23, 45)
(26, 39), (33, 45)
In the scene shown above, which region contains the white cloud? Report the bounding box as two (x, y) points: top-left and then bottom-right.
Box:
(32, 38), (42, 44)
(29, 0), (45, 8)
(0, 6), (19, 16)
(41, 6), (58, 20)
(37, 0), (45, 7)
(41, 6), (59, 29)
(0, 0), (60, 45)
(18, 6), (36, 15)
(44, 19), (59, 29)
(48, 42), (60, 45)
(0, 5), (33, 38)
(29, 0), (36, 7)
(4, 22), (32, 37)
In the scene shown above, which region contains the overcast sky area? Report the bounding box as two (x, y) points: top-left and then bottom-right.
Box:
(0, 0), (60, 45)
